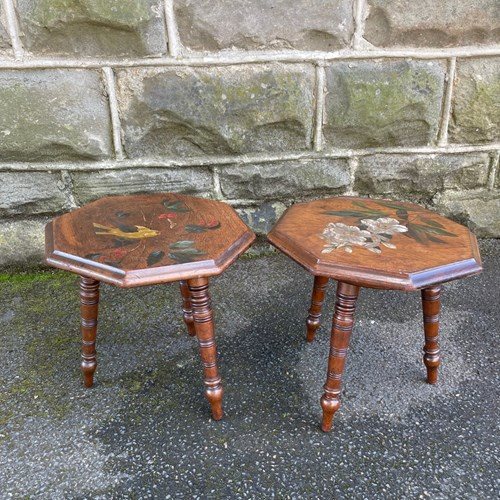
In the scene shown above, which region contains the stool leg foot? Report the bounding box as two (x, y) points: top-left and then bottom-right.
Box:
(179, 280), (196, 336)
(187, 277), (223, 421)
(421, 286), (442, 385)
(320, 282), (359, 432)
(79, 277), (100, 388)
(306, 276), (329, 342)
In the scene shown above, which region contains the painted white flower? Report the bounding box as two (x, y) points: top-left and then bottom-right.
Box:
(321, 222), (370, 253)
(360, 217), (408, 235)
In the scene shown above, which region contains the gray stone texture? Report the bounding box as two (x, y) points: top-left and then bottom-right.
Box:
(220, 159), (350, 199)
(323, 60), (446, 149)
(434, 190), (500, 237)
(364, 0), (500, 48)
(355, 153), (491, 199)
(175, 0), (354, 52)
(450, 58), (500, 144)
(496, 157), (500, 189)
(0, 70), (112, 161)
(0, 4), (11, 54)
(16, 0), (167, 57)
(0, 218), (47, 267)
(116, 65), (315, 158)
(71, 167), (213, 204)
(0, 172), (67, 216)
(236, 202), (287, 235)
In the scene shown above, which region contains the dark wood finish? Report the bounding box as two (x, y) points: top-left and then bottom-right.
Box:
(45, 193), (255, 287)
(179, 280), (196, 336)
(321, 282), (359, 432)
(268, 196), (482, 432)
(421, 286), (442, 384)
(80, 277), (100, 388)
(187, 277), (223, 420)
(306, 275), (329, 342)
(45, 193), (255, 422)
(268, 196), (482, 291)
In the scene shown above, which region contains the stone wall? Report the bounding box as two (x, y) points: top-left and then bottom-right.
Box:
(0, 0), (499, 267)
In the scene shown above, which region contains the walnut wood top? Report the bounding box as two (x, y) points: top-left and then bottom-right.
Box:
(45, 193), (255, 287)
(268, 197), (482, 290)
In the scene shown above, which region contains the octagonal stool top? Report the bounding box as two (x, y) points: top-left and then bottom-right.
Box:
(268, 196), (482, 290)
(46, 193), (255, 287)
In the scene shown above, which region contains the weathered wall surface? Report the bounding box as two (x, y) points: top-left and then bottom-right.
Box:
(0, 0), (499, 266)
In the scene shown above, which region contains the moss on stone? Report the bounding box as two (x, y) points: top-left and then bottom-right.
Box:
(18, 0), (166, 56)
(117, 65), (314, 157)
(32, 0), (151, 28)
(324, 61), (445, 148)
(0, 70), (112, 161)
(451, 62), (500, 144)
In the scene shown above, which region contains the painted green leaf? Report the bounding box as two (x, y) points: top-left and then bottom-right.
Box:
(185, 224), (207, 233)
(147, 250), (165, 267)
(323, 210), (381, 218)
(162, 199), (191, 212)
(172, 247), (205, 255)
(405, 225), (426, 244)
(414, 224), (457, 237)
(421, 218), (445, 229)
(353, 201), (370, 209)
(374, 200), (407, 211)
(169, 253), (193, 264)
(169, 250), (206, 263)
(169, 240), (195, 249)
(426, 235), (446, 244)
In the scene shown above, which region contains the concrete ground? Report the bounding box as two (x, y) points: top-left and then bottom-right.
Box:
(0, 240), (498, 499)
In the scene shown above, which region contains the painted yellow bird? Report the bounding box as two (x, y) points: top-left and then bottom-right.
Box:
(93, 223), (160, 239)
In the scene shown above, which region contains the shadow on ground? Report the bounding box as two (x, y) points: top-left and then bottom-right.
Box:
(0, 240), (498, 498)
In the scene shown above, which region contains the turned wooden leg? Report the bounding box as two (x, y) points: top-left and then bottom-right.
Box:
(179, 280), (196, 336)
(320, 282), (360, 432)
(421, 285), (442, 385)
(79, 277), (100, 388)
(187, 277), (223, 420)
(306, 275), (329, 342)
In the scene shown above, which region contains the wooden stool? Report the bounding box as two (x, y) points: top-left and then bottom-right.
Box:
(268, 197), (482, 432)
(45, 193), (255, 420)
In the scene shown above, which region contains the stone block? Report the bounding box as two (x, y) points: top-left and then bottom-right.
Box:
(364, 0), (500, 48)
(433, 190), (500, 237)
(17, 0), (167, 57)
(0, 218), (47, 268)
(71, 168), (213, 204)
(236, 202), (287, 236)
(175, 0), (354, 51)
(0, 4), (11, 54)
(219, 159), (350, 199)
(116, 65), (315, 158)
(0, 70), (112, 161)
(0, 172), (68, 216)
(450, 58), (500, 144)
(324, 60), (445, 148)
(355, 153), (491, 199)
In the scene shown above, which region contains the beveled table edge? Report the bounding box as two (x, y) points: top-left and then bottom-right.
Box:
(268, 228), (483, 291)
(45, 221), (256, 287)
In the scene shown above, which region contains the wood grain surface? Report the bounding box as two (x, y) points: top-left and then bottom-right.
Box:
(45, 193), (255, 287)
(268, 196), (482, 290)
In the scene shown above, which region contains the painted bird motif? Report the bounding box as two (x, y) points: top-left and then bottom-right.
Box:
(93, 223), (160, 239)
